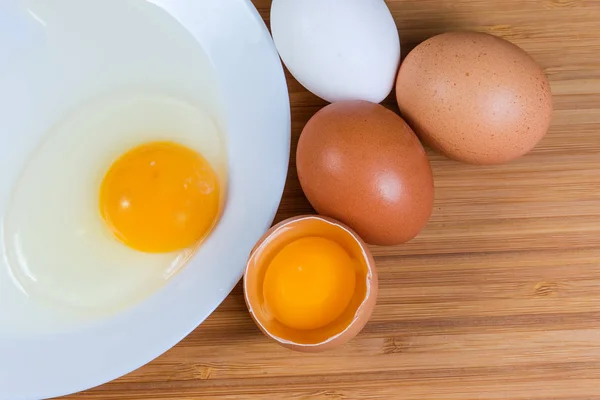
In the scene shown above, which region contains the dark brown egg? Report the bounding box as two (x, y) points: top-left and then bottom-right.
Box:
(396, 31), (553, 165)
(296, 101), (434, 246)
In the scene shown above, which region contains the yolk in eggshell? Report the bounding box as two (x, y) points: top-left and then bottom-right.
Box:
(99, 141), (220, 253)
(245, 216), (374, 347)
(262, 237), (356, 331)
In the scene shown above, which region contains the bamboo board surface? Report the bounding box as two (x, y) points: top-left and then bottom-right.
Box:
(64, 0), (600, 399)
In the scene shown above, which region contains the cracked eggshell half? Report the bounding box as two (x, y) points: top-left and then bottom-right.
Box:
(244, 215), (378, 352)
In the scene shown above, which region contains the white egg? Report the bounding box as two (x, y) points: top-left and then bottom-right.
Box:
(2, 92), (226, 316)
(270, 0), (401, 103)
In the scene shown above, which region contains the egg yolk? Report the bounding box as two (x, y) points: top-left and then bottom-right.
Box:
(262, 237), (356, 331)
(99, 141), (220, 253)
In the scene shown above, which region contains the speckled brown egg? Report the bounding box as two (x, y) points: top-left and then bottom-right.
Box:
(396, 31), (553, 165)
(296, 101), (434, 246)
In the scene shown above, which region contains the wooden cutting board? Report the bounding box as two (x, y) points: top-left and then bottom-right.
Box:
(64, 0), (600, 399)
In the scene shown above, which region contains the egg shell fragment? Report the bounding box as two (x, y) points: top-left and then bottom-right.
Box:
(244, 215), (378, 353)
(396, 31), (554, 165)
(270, 0), (401, 103)
(297, 101), (435, 246)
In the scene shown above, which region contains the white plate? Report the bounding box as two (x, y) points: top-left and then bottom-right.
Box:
(0, 0), (290, 398)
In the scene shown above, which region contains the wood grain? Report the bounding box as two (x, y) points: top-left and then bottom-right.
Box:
(64, 0), (600, 399)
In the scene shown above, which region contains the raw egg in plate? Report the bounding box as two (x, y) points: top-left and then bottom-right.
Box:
(244, 216), (378, 352)
(0, 0), (290, 398)
(3, 91), (227, 317)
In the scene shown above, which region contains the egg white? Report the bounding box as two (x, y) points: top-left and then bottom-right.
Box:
(2, 92), (226, 315)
